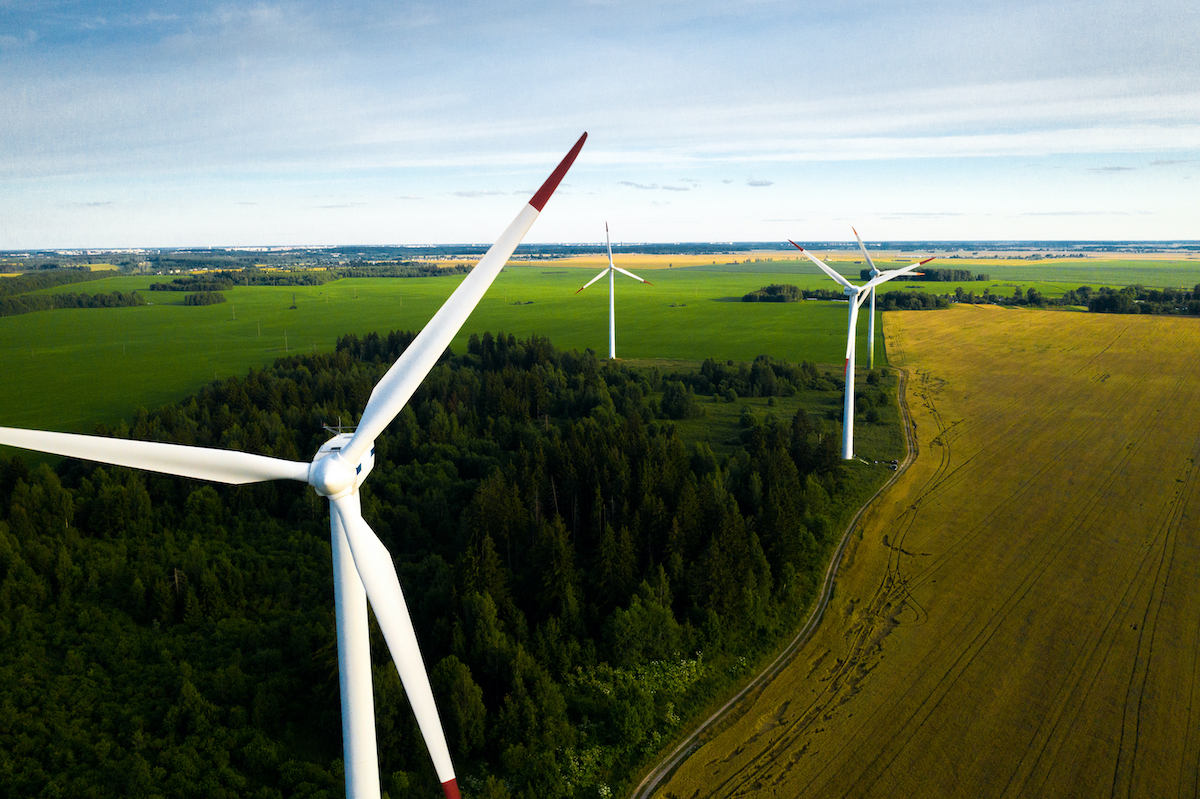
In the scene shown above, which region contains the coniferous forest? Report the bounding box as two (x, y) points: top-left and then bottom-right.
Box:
(0, 331), (892, 798)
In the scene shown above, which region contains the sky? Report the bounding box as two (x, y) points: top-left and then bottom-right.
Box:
(1, 0), (1198, 248)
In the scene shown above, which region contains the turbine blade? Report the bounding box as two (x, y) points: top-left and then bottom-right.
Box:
(0, 426), (310, 484)
(788, 240), (855, 289)
(845, 299), (862, 363)
(330, 493), (459, 799)
(341, 133), (587, 466)
(612, 265), (651, 284)
(861, 257), (935, 292)
(852, 227), (878, 273)
(575, 267), (610, 294)
(605, 221), (615, 272)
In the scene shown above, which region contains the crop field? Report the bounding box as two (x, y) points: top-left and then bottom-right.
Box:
(652, 305), (1200, 799)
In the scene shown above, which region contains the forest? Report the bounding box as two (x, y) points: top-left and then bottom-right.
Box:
(862, 267), (989, 282)
(0, 332), (890, 798)
(0, 268), (110, 299)
(1085, 284), (1200, 315)
(0, 290), (147, 317)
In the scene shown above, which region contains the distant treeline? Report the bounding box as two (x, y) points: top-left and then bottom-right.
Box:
(946, 284), (1200, 315)
(742, 284), (949, 310)
(182, 291), (227, 306)
(149, 253), (261, 272)
(1085, 285), (1200, 315)
(0, 267), (110, 299)
(0, 290), (145, 317)
(149, 270), (334, 291)
(878, 291), (951, 310)
(860, 267), (989, 282)
(336, 262), (471, 278)
(149, 263), (470, 293)
(742, 284), (804, 302)
(742, 284), (845, 302)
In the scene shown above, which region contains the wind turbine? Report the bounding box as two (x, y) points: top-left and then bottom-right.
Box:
(788, 237), (932, 461)
(852, 228), (883, 369)
(575, 223), (651, 359)
(0, 132), (588, 799)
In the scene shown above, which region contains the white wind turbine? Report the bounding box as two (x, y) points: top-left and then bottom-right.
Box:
(852, 228), (884, 369)
(0, 132), (588, 799)
(788, 237), (932, 461)
(574, 223), (651, 359)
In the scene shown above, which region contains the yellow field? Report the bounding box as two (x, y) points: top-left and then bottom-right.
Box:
(653, 305), (1200, 799)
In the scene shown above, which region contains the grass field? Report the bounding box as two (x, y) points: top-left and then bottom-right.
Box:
(651, 305), (1200, 798)
(2, 254), (1197, 436)
(0, 268), (880, 432)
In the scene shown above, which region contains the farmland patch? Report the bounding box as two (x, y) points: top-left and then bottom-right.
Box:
(652, 306), (1200, 798)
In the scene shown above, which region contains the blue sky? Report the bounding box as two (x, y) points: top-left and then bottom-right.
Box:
(2, 1), (1197, 248)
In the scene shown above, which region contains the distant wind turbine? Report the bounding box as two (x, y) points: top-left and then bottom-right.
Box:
(0, 133), (588, 799)
(852, 228), (883, 369)
(789, 237), (932, 460)
(575, 223), (651, 359)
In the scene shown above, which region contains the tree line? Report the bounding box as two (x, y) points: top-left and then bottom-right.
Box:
(0, 331), (886, 799)
(1085, 284), (1200, 315)
(182, 292), (228, 306)
(0, 267), (111, 299)
(862, 267), (989, 282)
(0, 290), (146, 317)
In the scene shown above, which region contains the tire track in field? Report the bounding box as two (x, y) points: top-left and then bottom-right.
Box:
(881, 315), (1133, 519)
(895, 363), (1190, 796)
(862, 346), (1199, 799)
(1112, 373), (1199, 798)
(830, 423), (1149, 799)
(630, 369), (922, 799)
(646, 312), (1193, 799)
(882, 323), (1130, 535)
(665, 369), (959, 799)
(884, 319), (1147, 600)
(1006, 415), (1200, 799)
(794, 320), (1162, 797)
(997, 439), (1194, 797)
(739, 363), (1019, 797)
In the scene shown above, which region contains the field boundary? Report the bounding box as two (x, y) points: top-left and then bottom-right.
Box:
(628, 367), (920, 799)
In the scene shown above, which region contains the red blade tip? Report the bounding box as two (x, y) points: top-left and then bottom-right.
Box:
(442, 779), (461, 799)
(529, 132), (587, 213)
(787, 239), (804, 251)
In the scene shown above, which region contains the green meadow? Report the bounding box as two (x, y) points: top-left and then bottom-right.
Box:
(1, 268), (865, 433)
(2, 256), (1195, 434)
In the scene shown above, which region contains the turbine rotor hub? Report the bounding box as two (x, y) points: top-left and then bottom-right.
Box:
(310, 453), (356, 499)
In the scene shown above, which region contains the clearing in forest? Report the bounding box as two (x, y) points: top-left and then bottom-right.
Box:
(652, 304), (1200, 799)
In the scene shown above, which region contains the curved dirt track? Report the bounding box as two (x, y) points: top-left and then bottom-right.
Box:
(648, 306), (1200, 799)
(630, 371), (920, 799)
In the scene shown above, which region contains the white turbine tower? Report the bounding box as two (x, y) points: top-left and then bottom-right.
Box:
(788, 238), (932, 461)
(575, 223), (651, 359)
(0, 132), (588, 799)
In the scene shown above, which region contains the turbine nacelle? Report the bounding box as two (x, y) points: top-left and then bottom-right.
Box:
(311, 433), (375, 498)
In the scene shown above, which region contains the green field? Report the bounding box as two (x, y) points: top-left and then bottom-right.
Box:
(3, 256), (1196, 434)
(0, 268), (873, 432)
